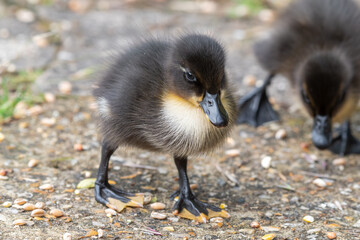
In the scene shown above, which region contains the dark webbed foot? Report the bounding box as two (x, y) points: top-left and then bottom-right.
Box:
(172, 156), (230, 223)
(171, 192), (229, 223)
(330, 121), (360, 155)
(95, 182), (143, 212)
(95, 141), (143, 212)
(237, 74), (279, 127)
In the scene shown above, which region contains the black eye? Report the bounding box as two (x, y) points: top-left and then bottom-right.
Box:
(301, 89), (310, 104)
(185, 71), (197, 82)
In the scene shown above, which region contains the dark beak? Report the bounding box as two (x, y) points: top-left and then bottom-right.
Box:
(312, 115), (332, 149)
(200, 91), (229, 128)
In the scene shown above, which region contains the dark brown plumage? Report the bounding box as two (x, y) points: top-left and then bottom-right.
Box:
(238, 0), (360, 155)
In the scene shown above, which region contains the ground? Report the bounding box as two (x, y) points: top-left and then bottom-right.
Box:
(0, 1), (360, 240)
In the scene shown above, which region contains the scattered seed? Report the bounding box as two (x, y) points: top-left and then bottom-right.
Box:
(0, 169), (7, 176)
(303, 215), (314, 223)
(23, 203), (36, 211)
(31, 209), (45, 217)
(333, 158), (346, 166)
(28, 105), (43, 116)
(250, 221), (260, 228)
(58, 81), (72, 94)
(151, 211), (167, 220)
(210, 217), (223, 223)
(220, 203), (227, 209)
(35, 202), (45, 209)
(190, 183), (198, 190)
(0, 133), (4, 143)
(13, 219), (27, 226)
(19, 122), (29, 129)
(261, 156), (272, 169)
(313, 178), (327, 188)
(243, 75), (257, 87)
(73, 143), (83, 151)
(150, 202), (166, 210)
(275, 129), (287, 139)
(28, 159), (39, 168)
(39, 184), (54, 191)
(50, 209), (64, 217)
(63, 233), (72, 240)
(225, 149), (240, 157)
(261, 233), (276, 240)
(105, 208), (117, 216)
(2, 202), (12, 208)
(327, 232), (337, 239)
(163, 226), (174, 232)
(14, 198), (27, 205)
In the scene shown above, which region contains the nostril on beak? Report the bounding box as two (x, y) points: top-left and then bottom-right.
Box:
(208, 100), (213, 106)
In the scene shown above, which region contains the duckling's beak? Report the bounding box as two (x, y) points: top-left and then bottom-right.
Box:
(312, 115), (332, 149)
(200, 91), (229, 128)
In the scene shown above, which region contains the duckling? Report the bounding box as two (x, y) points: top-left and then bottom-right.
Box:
(237, 0), (360, 155)
(93, 34), (236, 222)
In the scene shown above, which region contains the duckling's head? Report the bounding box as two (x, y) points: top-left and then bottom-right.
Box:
(297, 51), (353, 149)
(165, 34), (230, 128)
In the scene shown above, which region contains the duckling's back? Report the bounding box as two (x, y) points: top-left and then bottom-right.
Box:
(255, 0), (360, 76)
(93, 40), (171, 150)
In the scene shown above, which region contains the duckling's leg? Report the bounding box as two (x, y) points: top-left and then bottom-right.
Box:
(95, 141), (143, 212)
(237, 74), (279, 127)
(171, 156), (230, 223)
(329, 121), (360, 155)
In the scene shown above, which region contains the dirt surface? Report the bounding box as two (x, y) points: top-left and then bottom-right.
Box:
(1, 1), (360, 240)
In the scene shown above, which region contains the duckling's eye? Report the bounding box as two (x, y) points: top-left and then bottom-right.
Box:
(185, 72), (197, 82)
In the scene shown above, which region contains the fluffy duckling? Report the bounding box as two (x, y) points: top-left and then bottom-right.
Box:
(238, 0), (360, 155)
(93, 34), (236, 222)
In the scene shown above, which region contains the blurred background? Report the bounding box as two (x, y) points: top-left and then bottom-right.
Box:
(0, 0), (292, 124)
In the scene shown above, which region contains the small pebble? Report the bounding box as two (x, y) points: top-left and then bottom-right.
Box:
(28, 159), (39, 168)
(50, 209), (64, 217)
(327, 232), (337, 239)
(2, 202), (12, 208)
(150, 202), (166, 210)
(333, 158), (346, 166)
(44, 93), (56, 103)
(163, 226), (174, 232)
(0, 169), (7, 176)
(151, 211), (167, 220)
(0, 133), (4, 143)
(73, 143), (83, 151)
(250, 221), (260, 228)
(39, 183), (54, 191)
(23, 203), (36, 211)
(275, 129), (287, 140)
(143, 192), (153, 205)
(63, 233), (72, 240)
(14, 198), (27, 205)
(98, 229), (104, 238)
(105, 208), (117, 216)
(313, 178), (327, 188)
(13, 219), (27, 226)
(27, 105), (43, 116)
(303, 215), (314, 223)
(15, 9), (35, 23)
(261, 156), (272, 169)
(58, 81), (72, 94)
(35, 202), (45, 209)
(40, 118), (56, 127)
(261, 233), (276, 240)
(31, 209), (45, 217)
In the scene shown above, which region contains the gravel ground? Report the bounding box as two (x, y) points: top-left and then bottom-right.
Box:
(1, 1), (360, 239)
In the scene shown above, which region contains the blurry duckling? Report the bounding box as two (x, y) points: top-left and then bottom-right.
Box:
(93, 34), (236, 222)
(238, 0), (360, 155)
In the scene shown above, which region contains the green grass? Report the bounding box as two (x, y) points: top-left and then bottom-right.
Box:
(228, 0), (266, 18)
(0, 70), (44, 123)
